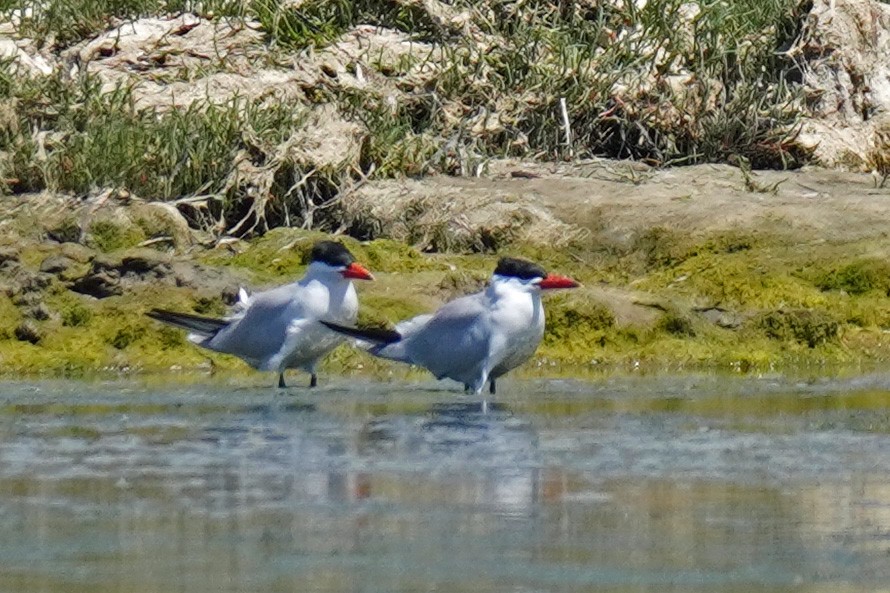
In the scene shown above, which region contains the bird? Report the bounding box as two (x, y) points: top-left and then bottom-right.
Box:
(321, 257), (579, 395)
(147, 240), (374, 388)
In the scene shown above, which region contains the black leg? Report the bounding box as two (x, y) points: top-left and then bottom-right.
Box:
(309, 373), (318, 388)
(489, 378), (496, 395)
(278, 372), (287, 389)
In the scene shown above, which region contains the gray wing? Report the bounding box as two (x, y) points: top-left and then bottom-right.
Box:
(403, 293), (490, 380)
(206, 284), (303, 366)
(366, 313), (435, 363)
(394, 314), (434, 338)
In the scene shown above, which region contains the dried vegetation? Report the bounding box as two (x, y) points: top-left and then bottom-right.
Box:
(1, 0), (825, 242)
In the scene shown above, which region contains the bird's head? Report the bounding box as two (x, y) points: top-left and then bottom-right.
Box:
(308, 240), (374, 281)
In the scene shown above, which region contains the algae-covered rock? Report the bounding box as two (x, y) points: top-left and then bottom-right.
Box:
(4, 266), (53, 304)
(74, 192), (195, 253)
(117, 249), (173, 277)
(45, 216), (82, 244)
(656, 311), (697, 338)
(43, 250), (93, 283)
(215, 228), (326, 279)
(694, 306), (744, 329)
(129, 202), (193, 250)
(66, 247), (238, 300)
(71, 267), (122, 299)
(438, 268), (488, 301)
(22, 303), (53, 321)
(86, 218), (147, 253)
(40, 255), (75, 275)
(14, 320), (41, 344)
(815, 259), (890, 296)
(59, 242), (95, 263)
(0, 192), (190, 253)
(60, 301), (93, 327)
(753, 309), (839, 348)
(544, 292), (617, 348)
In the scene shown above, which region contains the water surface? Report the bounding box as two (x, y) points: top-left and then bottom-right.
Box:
(1, 373), (890, 592)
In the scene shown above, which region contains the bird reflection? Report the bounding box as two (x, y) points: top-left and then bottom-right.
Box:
(352, 400), (541, 518)
(357, 401), (520, 455)
(424, 401), (512, 427)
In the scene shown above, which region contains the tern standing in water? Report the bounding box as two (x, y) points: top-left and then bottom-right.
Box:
(148, 240), (374, 388)
(322, 257), (578, 395)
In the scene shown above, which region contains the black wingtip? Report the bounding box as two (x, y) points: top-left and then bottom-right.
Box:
(145, 308), (229, 336)
(146, 308), (180, 323)
(320, 320), (402, 344)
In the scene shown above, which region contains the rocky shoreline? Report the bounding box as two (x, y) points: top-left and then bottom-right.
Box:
(2, 161), (889, 381)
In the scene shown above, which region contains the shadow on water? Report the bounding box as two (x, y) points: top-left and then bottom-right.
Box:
(0, 374), (890, 592)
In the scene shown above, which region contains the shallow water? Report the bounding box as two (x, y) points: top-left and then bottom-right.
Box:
(1, 373), (890, 592)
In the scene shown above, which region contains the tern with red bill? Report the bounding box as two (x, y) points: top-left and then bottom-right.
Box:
(321, 257), (579, 394)
(147, 240), (374, 388)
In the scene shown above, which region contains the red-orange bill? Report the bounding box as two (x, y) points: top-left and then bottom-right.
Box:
(342, 262), (374, 280)
(538, 274), (579, 290)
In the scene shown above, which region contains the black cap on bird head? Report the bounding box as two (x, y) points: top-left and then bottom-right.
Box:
(493, 256), (579, 290)
(493, 257), (547, 280)
(307, 241), (355, 268)
(306, 240), (375, 281)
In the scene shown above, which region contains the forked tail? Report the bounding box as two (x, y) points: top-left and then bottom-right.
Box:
(146, 309), (229, 337)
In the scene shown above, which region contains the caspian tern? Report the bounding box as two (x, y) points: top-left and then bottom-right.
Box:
(321, 257), (578, 394)
(147, 240), (374, 388)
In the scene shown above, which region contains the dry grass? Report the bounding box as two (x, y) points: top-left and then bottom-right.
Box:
(1, 0), (814, 244)
(867, 122), (890, 188)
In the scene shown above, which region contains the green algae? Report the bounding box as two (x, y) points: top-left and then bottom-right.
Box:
(752, 309), (839, 348)
(60, 301), (92, 327)
(357, 291), (429, 329)
(46, 216), (82, 244)
(355, 239), (438, 273)
(3, 226), (890, 379)
(202, 229), (446, 284)
(543, 292), (616, 354)
(192, 295), (227, 316)
(656, 310), (697, 338)
(0, 296), (22, 341)
(88, 219), (146, 253)
(839, 295), (890, 329)
(529, 230), (890, 370)
(0, 285), (222, 376)
(639, 251), (823, 309)
(813, 259), (890, 296)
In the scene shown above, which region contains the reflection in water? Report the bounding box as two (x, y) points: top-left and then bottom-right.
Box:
(355, 401), (541, 519)
(0, 378), (889, 592)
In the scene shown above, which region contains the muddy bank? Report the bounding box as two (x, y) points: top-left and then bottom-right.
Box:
(1, 161), (889, 380)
